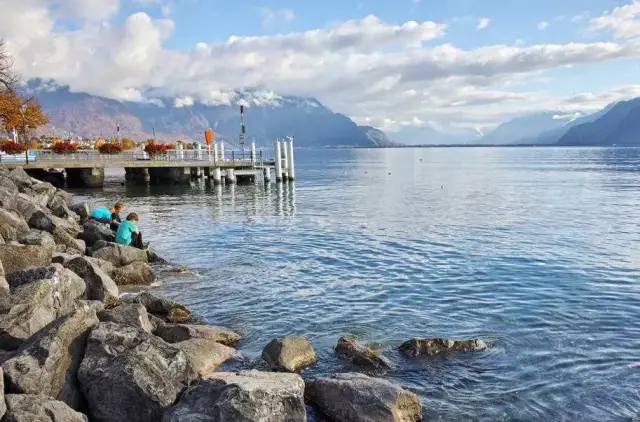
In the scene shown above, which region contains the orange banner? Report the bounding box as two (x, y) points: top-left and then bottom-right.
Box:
(204, 129), (213, 145)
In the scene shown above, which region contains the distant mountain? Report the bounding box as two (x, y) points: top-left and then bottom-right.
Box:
(26, 80), (374, 148)
(358, 126), (399, 147)
(478, 112), (582, 145)
(557, 98), (640, 146)
(387, 126), (472, 145)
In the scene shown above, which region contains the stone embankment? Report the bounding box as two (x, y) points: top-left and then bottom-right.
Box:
(0, 167), (487, 421)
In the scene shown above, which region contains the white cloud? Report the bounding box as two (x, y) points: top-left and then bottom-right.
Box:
(258, 7), (296, 28)
(588, 0), (640, 39)
(476, 18), (490, 30)
(0, 0), (639, 131)
(538, 21), (550, 30)
(571, 11), (590, 23)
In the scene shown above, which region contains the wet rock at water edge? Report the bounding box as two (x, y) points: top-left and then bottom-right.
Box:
(163, 370), (306, 422)
(119, 291), (193, 323)
(112, 261), (156, 285)
(91, 242), (148, 267)
(335, 336), (393, 370)
(3, 394), (88, 422)
(398, 338), (488, 357)
(78, 322), (195, 422)
(262, 336), (317, 373)
(97, 304), (153, 333)
(173, 338), (237, 379)
(81, 220), (115, 248)
(64, 256), (119, 303)
(305, 373), (422, 422)
(71, 203), (90, 224)
(155, 323), (240, 347)
(2, 307), (99, 408)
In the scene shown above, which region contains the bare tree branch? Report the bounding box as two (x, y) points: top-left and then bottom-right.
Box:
(0, 39), (19, 92)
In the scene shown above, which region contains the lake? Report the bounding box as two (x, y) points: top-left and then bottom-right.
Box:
(74, 147), (640, 421)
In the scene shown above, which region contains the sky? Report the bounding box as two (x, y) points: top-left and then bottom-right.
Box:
(0, 0), (639, 134)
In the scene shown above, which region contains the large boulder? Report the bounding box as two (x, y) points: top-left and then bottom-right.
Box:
(51, 189), (73, 208)
(2, 307), (99, 408)
(78, 322), (195, 422)
(17, 229), (55, 247)
(155, 323), (240, 347)
(97, 304), (153, 332)
(31, 182), (57, 205)
(0, 264), (86, 349)
(335, 336), (393, 370)
(81, 220), (115, 248)
(173, 338), (237, 379)
(0, 186), (17, 210)
(0, 259), (9, 296)
(113, 261), (156, 286)
(262, 336), (316, 373)
(163, 370), (306, 422)
(398, 338), (488, 357)
(71, 203), (90, 224)
(15, 193), (46, 222)
(0, 177), (18, 192)
(7, 168), (34, 190)
(305, 373), (422, 422)
(52, 215), (82, 238)
(3, 394), (88, 422)
(0, 209), (30, 241)
(0, 368), (5, 418)
(92, 242), (148, 267)
(52, 252), (76, 266)
(52, 226), (85, 253)
(0, 244), (53, 276)
(27, 210), (54, 233)
(64, 256), (119, 304)
(86, 256), (116, 278)
(119, 292), (193, 323)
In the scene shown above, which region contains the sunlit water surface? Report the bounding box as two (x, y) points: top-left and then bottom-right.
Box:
(74, 147), (640, 421)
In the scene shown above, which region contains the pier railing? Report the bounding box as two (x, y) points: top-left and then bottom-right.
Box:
(0, 149), (272, 165)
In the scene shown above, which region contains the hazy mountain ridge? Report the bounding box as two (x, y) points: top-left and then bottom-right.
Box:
(358, 126), (401, 147)
(27, 80), (376, 148)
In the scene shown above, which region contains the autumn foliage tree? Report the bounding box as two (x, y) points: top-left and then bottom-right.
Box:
(0, 40), (49, 144)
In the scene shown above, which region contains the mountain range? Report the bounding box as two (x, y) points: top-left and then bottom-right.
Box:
(18, 80), (640, 148)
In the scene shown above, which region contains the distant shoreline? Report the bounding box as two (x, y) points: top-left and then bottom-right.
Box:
(345, 143), (631, 149)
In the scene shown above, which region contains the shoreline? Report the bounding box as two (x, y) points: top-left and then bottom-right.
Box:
(0, 166), (486, 421)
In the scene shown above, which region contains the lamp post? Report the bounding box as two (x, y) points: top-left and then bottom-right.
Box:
(18, 104), (28, 163)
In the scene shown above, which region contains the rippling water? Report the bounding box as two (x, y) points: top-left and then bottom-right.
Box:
(74, 147), (640, 421)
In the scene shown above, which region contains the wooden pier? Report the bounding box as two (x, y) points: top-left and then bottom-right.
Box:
(0, 139), (296, 188)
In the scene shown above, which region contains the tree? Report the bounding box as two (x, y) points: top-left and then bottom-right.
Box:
(0, 39), (49, 143)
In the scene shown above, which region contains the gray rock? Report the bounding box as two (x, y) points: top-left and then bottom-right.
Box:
(335, 336), (393, 370)
(398, 338), (488, 357)
(119, 291), (192, 322)
(0, 367), (5, 418)
(262, 336), (317, 373)
(52, 215), (82, 238)
(15, 193), (46, 222)
(54, 244), (67, 253)
(0, 276), (9, 296)
(97, 304), (153, 332)
(147, 248), (168, 264)
(92, 242), (148, 267)
(52, 189), (73, 208)
(0, 244), (53, 276)
(3, 394), (88, 422)
(112, 261), (156, 286)
(81, 220), (115, 248)
(2, 307), (99, 408)
(70, 203), (90, 224)
(18, 229), (55, 247)
(174, 338), (237, 379)
(163, 370), (306, 422)
(0, 186), (17, 210)
(28, 210), (54, 233)
(31, 182), (57, 206)
(0, 209), (30, 241)
(305, 373), (422, 422)
(52, 226), (85, 253)
(155, 323), (240, 347)
(85, 256), (116, 278)
(52, 252), (76, 266)
(0, 177), (18, 192)
(78, 322), (195, 422)
(64, 256), (119, 304)
(0, 264), (86, 349)
(73, 300), (105, 313)
(7, 168), (34, 189)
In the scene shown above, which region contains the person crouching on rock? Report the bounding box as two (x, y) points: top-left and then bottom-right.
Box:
(115, 212), (144, 249)
(89, 202), (124, 232)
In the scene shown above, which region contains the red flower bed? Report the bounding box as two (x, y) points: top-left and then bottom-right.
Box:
(52, 141), (79, 154)
(98, 143), (124, 154)
(0, 141), (27, 155)
(145, 141), (174, 156)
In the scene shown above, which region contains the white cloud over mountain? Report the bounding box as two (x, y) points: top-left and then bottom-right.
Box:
(1, 0), (640, 132)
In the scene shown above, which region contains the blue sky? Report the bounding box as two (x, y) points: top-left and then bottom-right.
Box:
(1, 0), (639, 132)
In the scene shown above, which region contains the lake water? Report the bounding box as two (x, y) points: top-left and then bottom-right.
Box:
(74, 147), (640, 421)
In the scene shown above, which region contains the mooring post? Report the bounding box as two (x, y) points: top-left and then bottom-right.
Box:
(213, 167), (222, 184)
(219, 141), (225, 161)
(196, 143), (203, 160)
(281, 139), (289, 181)
(286, 138), (295, 181)
(263, 167), (271, 183)
(226, 168), (237, 184)
(274, 140), (283, 182)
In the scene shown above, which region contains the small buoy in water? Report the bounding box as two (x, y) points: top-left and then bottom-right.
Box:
(441, 185), (443, 189)
(420, 159), (422, 162)
(388, 172), (391, 175)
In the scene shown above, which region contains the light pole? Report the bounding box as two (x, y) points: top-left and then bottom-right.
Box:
(18, 104), (28, 163)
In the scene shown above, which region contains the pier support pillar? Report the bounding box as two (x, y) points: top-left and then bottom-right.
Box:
(281, 140), (289, 181)
(263, 167), (271, 184)
(286, 138), (295, 181)
(273, 141), (283, 182)
(190, 167), (202, 179)
(65, 168), (104, 188)
(250, 142), (256, 164)
(219, 141), (225, 161)
(225, 168), (237, 184)
(125, 168), (150, 185)
(213, 168), (222, 184)
(237, 173), (256, 184)
(203, 167), (212, 179)
(148, 167), (191, 184)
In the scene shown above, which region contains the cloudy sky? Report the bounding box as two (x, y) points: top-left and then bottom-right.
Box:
(0, 0), (639, 134)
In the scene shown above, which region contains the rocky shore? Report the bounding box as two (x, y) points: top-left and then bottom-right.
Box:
(0, 167), (487, 422)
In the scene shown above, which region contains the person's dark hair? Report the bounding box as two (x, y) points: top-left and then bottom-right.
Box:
(114, 202), (124, 211)
(126, 212), (139, 222)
